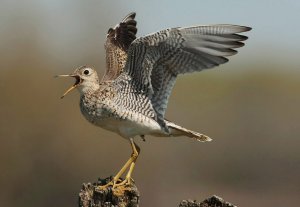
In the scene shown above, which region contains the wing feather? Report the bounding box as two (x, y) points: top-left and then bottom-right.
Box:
(102, 13), (137, 82)
(120, 24), (251, 124)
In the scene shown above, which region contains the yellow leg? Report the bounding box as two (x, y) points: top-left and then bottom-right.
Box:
(125, 162), (136, 185)
(114, 139), (140, 187)
(95, 138), (140, 193)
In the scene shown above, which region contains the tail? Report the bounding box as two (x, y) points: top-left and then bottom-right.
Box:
(165, 120), (212, 142)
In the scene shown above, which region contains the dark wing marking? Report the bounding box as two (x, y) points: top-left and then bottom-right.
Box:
(121, 24), (251, 125)
(102, 12), (137, 82)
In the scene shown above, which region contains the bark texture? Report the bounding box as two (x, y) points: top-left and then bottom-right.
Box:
(78, 177), (236, 207)
(179, 196), (236, 207)
(79, 177), (139, 207)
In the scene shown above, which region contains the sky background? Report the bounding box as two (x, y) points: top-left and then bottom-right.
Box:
(1, 1), (300, 207)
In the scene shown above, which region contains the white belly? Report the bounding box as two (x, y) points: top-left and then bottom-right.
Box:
(94, 115), (163, 139)
(80, 99), (164, 139)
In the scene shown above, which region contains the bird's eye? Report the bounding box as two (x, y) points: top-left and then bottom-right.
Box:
(83, 69), (90, 75)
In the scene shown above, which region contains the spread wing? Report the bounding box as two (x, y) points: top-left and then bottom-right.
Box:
(101, 12), (137, 82)
(121, 24), (251, 124)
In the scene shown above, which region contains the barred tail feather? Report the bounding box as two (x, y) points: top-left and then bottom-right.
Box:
(165, 120), (212, 142)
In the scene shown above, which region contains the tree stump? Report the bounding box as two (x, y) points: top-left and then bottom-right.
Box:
(179, 196), (236, 207)
(79, 177), (139, 207)
(78, 177), (236, 207)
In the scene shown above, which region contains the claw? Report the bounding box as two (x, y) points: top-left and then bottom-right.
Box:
(95, 181), (113, 191)
(114, 177), (134, 187)
(95, 177), (134, 196)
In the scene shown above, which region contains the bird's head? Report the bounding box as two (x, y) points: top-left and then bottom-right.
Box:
(57, 66), (100, 98)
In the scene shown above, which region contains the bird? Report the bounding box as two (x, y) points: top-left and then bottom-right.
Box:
(57, 12), (251, 193)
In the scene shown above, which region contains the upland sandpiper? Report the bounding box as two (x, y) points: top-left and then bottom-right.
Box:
(57, 12), (251, 193)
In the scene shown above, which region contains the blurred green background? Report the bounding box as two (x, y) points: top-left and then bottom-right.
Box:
(1, 0), (300, 206)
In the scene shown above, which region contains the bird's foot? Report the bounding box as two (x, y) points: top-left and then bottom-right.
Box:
(112, 177), (134, 196)
(95, 177), (134, 196)
(114, 176), (134, 188)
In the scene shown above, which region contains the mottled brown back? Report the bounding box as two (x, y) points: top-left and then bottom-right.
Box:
(102, 12), (137, 82)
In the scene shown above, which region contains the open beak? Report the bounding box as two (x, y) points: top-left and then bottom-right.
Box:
(55, 74), (81, 99)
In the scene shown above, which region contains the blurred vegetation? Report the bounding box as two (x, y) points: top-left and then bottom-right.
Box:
(1, 1), (300, 207)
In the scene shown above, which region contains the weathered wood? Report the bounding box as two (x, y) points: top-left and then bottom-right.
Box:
(78, 177), (236, 207)
(79, 177), (139, 207)
(179, 196), (236, 207)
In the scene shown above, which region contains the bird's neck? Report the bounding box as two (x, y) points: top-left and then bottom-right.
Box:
(78, 82), (100, 96)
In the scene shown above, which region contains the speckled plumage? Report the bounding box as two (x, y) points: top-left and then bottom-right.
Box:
(61, 12), (251, 141)
(58, 12), (251, 191)
(79, 77), (163, 139)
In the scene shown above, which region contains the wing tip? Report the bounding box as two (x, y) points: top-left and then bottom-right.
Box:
(243, 26), (252, 32)
(227, 25), (252, 33)
(238, 34), (249, 41)
(123, 12), (136, 21)
(220, 24), (252, 33)
(195, 134), (213, 142)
